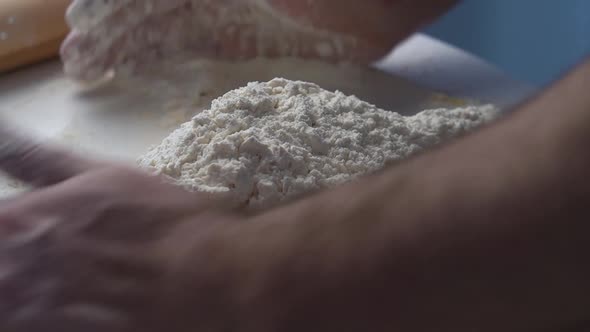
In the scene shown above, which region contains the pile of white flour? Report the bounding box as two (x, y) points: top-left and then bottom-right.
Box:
(139, 78), (498, 208)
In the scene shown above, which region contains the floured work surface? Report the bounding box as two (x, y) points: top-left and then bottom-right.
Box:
(0, 58), (488, 197)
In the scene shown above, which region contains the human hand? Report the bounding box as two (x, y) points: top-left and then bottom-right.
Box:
(60, 0), (451, 81)
(0, 127), (239, 331)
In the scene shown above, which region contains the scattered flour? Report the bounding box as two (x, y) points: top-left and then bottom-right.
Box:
(139, 78), (498, 209)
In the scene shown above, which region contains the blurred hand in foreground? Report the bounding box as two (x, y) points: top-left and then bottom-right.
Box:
(0, 127), (239, 332)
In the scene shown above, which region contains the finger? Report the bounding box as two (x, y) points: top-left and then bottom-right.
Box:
(61, 31), (115, 82)
(62, 5), (196, 81)
(0, 126), (102, 186)
(64, 0), (190, 59)
(66, 0), (135, 31)
(62, 0), (188, 81)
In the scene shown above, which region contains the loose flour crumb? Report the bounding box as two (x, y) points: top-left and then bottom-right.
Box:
(138, 78), (498, 209)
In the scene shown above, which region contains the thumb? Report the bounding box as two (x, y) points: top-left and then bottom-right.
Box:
(0, 126), (102, 187)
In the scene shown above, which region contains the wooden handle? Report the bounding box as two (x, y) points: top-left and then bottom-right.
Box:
(0, 0), (71, 73)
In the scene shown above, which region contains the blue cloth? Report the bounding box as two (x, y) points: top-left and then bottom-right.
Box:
(425, 0), (590, 87)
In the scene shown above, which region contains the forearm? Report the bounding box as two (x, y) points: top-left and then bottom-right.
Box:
(217, 59), (590, 331)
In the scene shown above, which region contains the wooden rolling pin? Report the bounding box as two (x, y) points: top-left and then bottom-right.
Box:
(0, 0), (71, 73)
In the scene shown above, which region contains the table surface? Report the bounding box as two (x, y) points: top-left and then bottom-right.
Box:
(375, 34), (537, 108)
(0, 34), (536, 196)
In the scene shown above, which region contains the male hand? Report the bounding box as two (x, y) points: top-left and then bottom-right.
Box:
(0, 127), (238, 332)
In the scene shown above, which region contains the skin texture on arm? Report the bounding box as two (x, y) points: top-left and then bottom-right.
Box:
(169, 59), (590, 332)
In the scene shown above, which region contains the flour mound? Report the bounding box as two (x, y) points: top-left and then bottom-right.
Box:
(139, 78), (498, 208)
